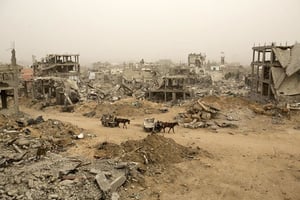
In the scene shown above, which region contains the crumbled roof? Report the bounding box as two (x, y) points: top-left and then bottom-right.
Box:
(273, 43), (300, 76)
(286, 43), (300, 76)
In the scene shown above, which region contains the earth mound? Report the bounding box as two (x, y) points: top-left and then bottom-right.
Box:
(95, 134), (212, 166)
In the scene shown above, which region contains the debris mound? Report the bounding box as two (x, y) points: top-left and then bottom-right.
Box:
(95, 135), (211, 166)
(79, 98), (162, 118)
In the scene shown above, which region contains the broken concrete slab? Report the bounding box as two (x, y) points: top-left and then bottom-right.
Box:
(111, 192), (120, 200)
(95, 172), (110, 193)
(110, 175), (126, 193)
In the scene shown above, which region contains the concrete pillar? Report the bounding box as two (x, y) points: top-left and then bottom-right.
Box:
(42, 80), (45, 97)
(14, 88), (19, 112)
(172, 92), (176, 101)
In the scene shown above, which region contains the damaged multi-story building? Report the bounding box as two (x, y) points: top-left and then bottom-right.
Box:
(0, 49), (19, 113)
(146, 75), (192, 102)
(146, 64), (212, 102)
(32, 54), (80, 80)
(145, 53), (212, 102)
(250, 42), (300, 103)
(31, 54), (81, 106)
(188, 53), (206, 74)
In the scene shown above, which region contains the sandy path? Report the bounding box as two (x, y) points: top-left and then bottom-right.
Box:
(20, 105), (300, 200)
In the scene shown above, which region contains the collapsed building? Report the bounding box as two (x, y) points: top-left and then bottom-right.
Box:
(146, 75), (192, 102)
(31, 54), (81, 106)
(188, 53), (206, 74)
(144, 53), (212, 102)
(146, 65), (212, 102)
(32, 54), (80, 80)
(0, 49), (19, 113)
(20, 67), (33, 97)
(250, 43), (300, 103)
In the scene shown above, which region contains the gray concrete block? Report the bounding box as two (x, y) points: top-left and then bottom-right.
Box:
(111, 192), (120, 200)
(110, 175), (126, 192)
(95, 172), (110, 193)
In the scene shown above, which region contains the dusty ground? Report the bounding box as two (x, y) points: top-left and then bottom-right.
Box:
(20, 97), (300, 200)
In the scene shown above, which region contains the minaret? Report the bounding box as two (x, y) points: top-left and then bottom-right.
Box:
(11, 48), (19, 112)
(221, 52), (225, 65)
(11, 48), (17, 66)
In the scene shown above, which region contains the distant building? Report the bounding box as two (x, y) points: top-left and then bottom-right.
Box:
(210, 66), (221, 71)
(188, 53), (206, 67)
(188, 53), (206, 74)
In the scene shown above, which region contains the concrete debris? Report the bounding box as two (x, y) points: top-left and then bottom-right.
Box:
(179, 99), (238, 129)
(95, 172), (111, 193)
(75, 133), (84, 139)
(2, 47), (300, 200)
(110, 175), (127, 192)
(1, 126), (205, 199)
(111, 192), (120, 200)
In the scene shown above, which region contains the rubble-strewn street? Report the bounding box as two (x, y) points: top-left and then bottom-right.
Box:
(1, 2), (300, 198)
(12, 96), (299, 200)
(0, 46), (300, 200)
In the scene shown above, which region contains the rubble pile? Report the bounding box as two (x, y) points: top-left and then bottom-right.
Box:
(0, 115), (87, 169)
(84, 82), (137, 102)
(213, 79), (248, 96)
(178, 97), (241, 129)
(79, 98), (162, 118)
(0, 117), (211, 200)
(249, 103), (292, 125)
(95, 134), (208, 167)
(0, 151), (135, 200)
(32, 119), (83, 137)
(0, 114), (134, 200)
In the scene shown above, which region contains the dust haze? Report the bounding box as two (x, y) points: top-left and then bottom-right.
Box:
(0, 0), (300, 65)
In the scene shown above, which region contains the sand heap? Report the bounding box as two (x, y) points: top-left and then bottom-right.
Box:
(95, 134), (211, 166)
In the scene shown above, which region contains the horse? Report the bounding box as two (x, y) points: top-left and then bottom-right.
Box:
(160, 121), (179, 133)
(115, 117), (130, 129)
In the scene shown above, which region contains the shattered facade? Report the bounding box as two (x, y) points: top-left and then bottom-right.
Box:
(31, 54), (81, 106)
(0, 49), (19, 113)
(188, 53), (206, 74)
(147, 75), (192, 102)
(188, 53), (205, 67)
(33, 54), (80, 80)
(251, 43), (300, 103)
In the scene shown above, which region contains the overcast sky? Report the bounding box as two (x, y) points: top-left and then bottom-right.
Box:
(0, 0), (299, 66)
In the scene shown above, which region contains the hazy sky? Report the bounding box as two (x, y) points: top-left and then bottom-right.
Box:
(0, 0), (299, 66)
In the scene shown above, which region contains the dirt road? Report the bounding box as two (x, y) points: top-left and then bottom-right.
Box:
(20, 105), (300, 200)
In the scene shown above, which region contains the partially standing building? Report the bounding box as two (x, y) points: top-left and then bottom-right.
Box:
(250, 43), (300, 103)
(0, 49), (19, 113)
(188, 53), (206, 74)
(31, 54), (80, 105)
(32, 54), (80, 80)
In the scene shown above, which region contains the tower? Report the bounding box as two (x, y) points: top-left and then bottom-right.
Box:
(221, 52), (225, 65)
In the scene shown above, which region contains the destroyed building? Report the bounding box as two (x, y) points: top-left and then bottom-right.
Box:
(0, 49), (19, 113)
(32, 54), (80, 80)
(20, 67), (33, 97)
(146, 66), (212, 102)
(188, 53), (206, 74)
(31, 54), (81, 106)
(146, 75), (192, 102)
(145, 59), (213, 102)
(122, 67), (156, 88)
(250, 43), (300, 103)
